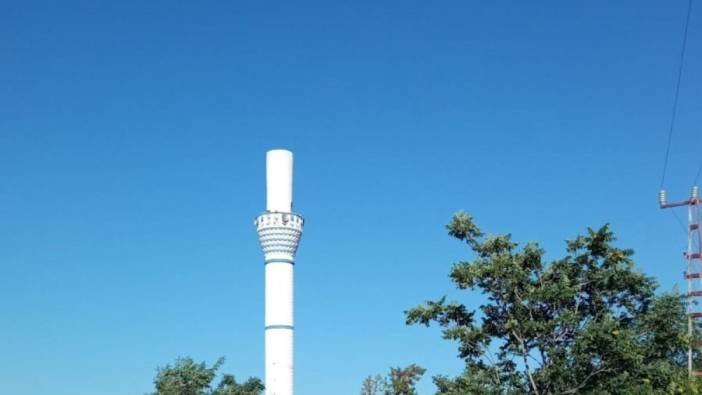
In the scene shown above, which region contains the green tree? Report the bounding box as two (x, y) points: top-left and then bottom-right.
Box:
(387, 364), (426, 395)
(150, 357), (263, 395)
(406, 212), (698, 394)
(360, 374), (385, 395)
(361, 364), (426, 395)
(213, 374), (264, 395)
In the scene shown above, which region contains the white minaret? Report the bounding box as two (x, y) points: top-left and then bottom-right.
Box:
(255, 149), (303, 395)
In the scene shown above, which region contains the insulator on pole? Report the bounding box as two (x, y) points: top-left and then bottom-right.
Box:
(659, 190), (667, 207)
(692, 186), (699, 201)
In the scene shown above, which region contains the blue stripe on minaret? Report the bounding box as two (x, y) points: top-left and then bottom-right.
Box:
(264, 258), (295, 265)
(265, 324), (294, 330)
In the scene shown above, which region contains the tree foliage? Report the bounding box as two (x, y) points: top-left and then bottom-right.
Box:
(406, 212), (698, 394)
(360, 364), (426, 395)
(388, 364), (427, 395)
(150, 357), (263, 395)
(361, 374), (386, 395)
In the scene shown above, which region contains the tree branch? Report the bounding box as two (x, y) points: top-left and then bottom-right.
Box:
(559, 368), (612, 394)
(513, 330), (540, 395)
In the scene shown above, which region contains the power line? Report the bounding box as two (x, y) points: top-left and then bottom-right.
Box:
(660, 0), (694, 191)
(672, 209), (689, 235)
(694, 155), (702, 185)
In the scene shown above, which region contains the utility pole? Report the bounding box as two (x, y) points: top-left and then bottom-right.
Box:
(660, 186), (701, 377)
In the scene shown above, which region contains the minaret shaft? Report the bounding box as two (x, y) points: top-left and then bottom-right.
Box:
(256, 150), (303, 395)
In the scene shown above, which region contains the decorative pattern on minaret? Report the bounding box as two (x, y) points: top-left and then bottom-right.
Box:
(255, 213), (304, 257)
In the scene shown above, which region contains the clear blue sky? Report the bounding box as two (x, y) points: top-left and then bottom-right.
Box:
(1, 1), (701, 394)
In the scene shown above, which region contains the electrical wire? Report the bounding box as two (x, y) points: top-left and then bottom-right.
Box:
(693, 158), (702, 186)
(660, 0), (694, 191)
(672, 209), (690, 235)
